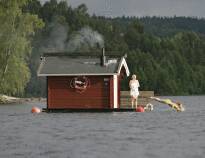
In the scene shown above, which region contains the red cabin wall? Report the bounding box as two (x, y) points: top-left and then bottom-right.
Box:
(47, 76), (113, 109)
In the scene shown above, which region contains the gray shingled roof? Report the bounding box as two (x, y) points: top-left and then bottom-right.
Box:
(37, 56), (122, 76)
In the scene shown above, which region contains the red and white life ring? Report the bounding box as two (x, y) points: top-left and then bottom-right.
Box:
(70, 76), (90, 93)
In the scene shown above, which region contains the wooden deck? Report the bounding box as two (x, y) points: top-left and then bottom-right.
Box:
(120, 91), (154, 108)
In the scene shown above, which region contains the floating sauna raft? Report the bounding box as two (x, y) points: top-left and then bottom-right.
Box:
(42, 91), (154, 113)
(38, 49), (154, 113)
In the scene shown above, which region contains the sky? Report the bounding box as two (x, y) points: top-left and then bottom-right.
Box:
(40, 0), (205, 18)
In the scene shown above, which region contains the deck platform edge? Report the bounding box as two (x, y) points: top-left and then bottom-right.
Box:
(42, 108), (136, 113)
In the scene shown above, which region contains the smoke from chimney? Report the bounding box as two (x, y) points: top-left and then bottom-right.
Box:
(66, 27), (104, 52)
(40, 21), (104, 53)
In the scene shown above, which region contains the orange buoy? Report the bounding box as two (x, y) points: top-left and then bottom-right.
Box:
(136, 106), (145, 112)
(31, 107), (41, 113)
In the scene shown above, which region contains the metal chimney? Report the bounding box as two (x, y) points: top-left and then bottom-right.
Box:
(101, 48), (106, 66)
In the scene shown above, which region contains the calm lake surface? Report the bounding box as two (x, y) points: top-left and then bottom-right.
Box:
(0, 96), (205, 158)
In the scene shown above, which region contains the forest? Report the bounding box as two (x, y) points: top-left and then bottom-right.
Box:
(0, 0), (205, 97)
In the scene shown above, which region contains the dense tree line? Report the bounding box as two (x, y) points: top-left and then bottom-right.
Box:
(114, 16), (205, 37)
(1, 0), (205, 96)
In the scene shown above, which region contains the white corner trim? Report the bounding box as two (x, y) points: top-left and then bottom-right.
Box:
(117, 57), (130, 77)
(113, 75), (118, 108)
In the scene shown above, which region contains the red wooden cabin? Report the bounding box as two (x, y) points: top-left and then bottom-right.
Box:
(37, 50), (130, 110)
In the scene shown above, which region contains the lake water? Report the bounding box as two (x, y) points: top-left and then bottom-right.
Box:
(0, 96), (205, 158)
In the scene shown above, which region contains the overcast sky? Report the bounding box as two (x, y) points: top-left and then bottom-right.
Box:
(40, 0), (205, 17)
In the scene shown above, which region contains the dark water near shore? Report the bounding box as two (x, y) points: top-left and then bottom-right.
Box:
(0, 96), (205, 158)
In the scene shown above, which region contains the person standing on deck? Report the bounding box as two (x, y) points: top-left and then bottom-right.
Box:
(129, 74), (140, 108)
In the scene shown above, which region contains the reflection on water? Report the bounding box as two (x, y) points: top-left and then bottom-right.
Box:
(0, 96), (205, 158)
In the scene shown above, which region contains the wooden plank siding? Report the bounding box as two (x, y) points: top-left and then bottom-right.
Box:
(48, 76), (111, 109)
(120, 91), (154, 108)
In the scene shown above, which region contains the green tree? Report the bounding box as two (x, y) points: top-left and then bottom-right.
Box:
(124, 20), (144, 50)
(0, 0), (44, 96)
(40, 0), (58, 22)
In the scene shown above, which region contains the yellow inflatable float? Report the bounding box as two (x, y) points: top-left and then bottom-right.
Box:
(150, 97), (185, 112)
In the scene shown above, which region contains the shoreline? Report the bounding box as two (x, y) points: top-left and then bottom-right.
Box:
(0, 95), (46, 104)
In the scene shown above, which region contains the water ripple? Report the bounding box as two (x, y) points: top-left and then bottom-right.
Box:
(0, 96), (205, 158)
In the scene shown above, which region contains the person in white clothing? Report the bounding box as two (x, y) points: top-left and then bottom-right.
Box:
(129, 74), (140, 108)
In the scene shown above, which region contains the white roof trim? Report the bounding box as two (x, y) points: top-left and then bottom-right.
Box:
(37, 57), (45, 76)
(117, 57), (130, 76)
(38, 73), (118, 77)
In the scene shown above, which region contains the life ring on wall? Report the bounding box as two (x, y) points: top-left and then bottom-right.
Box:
(70, 76), (90, 93)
